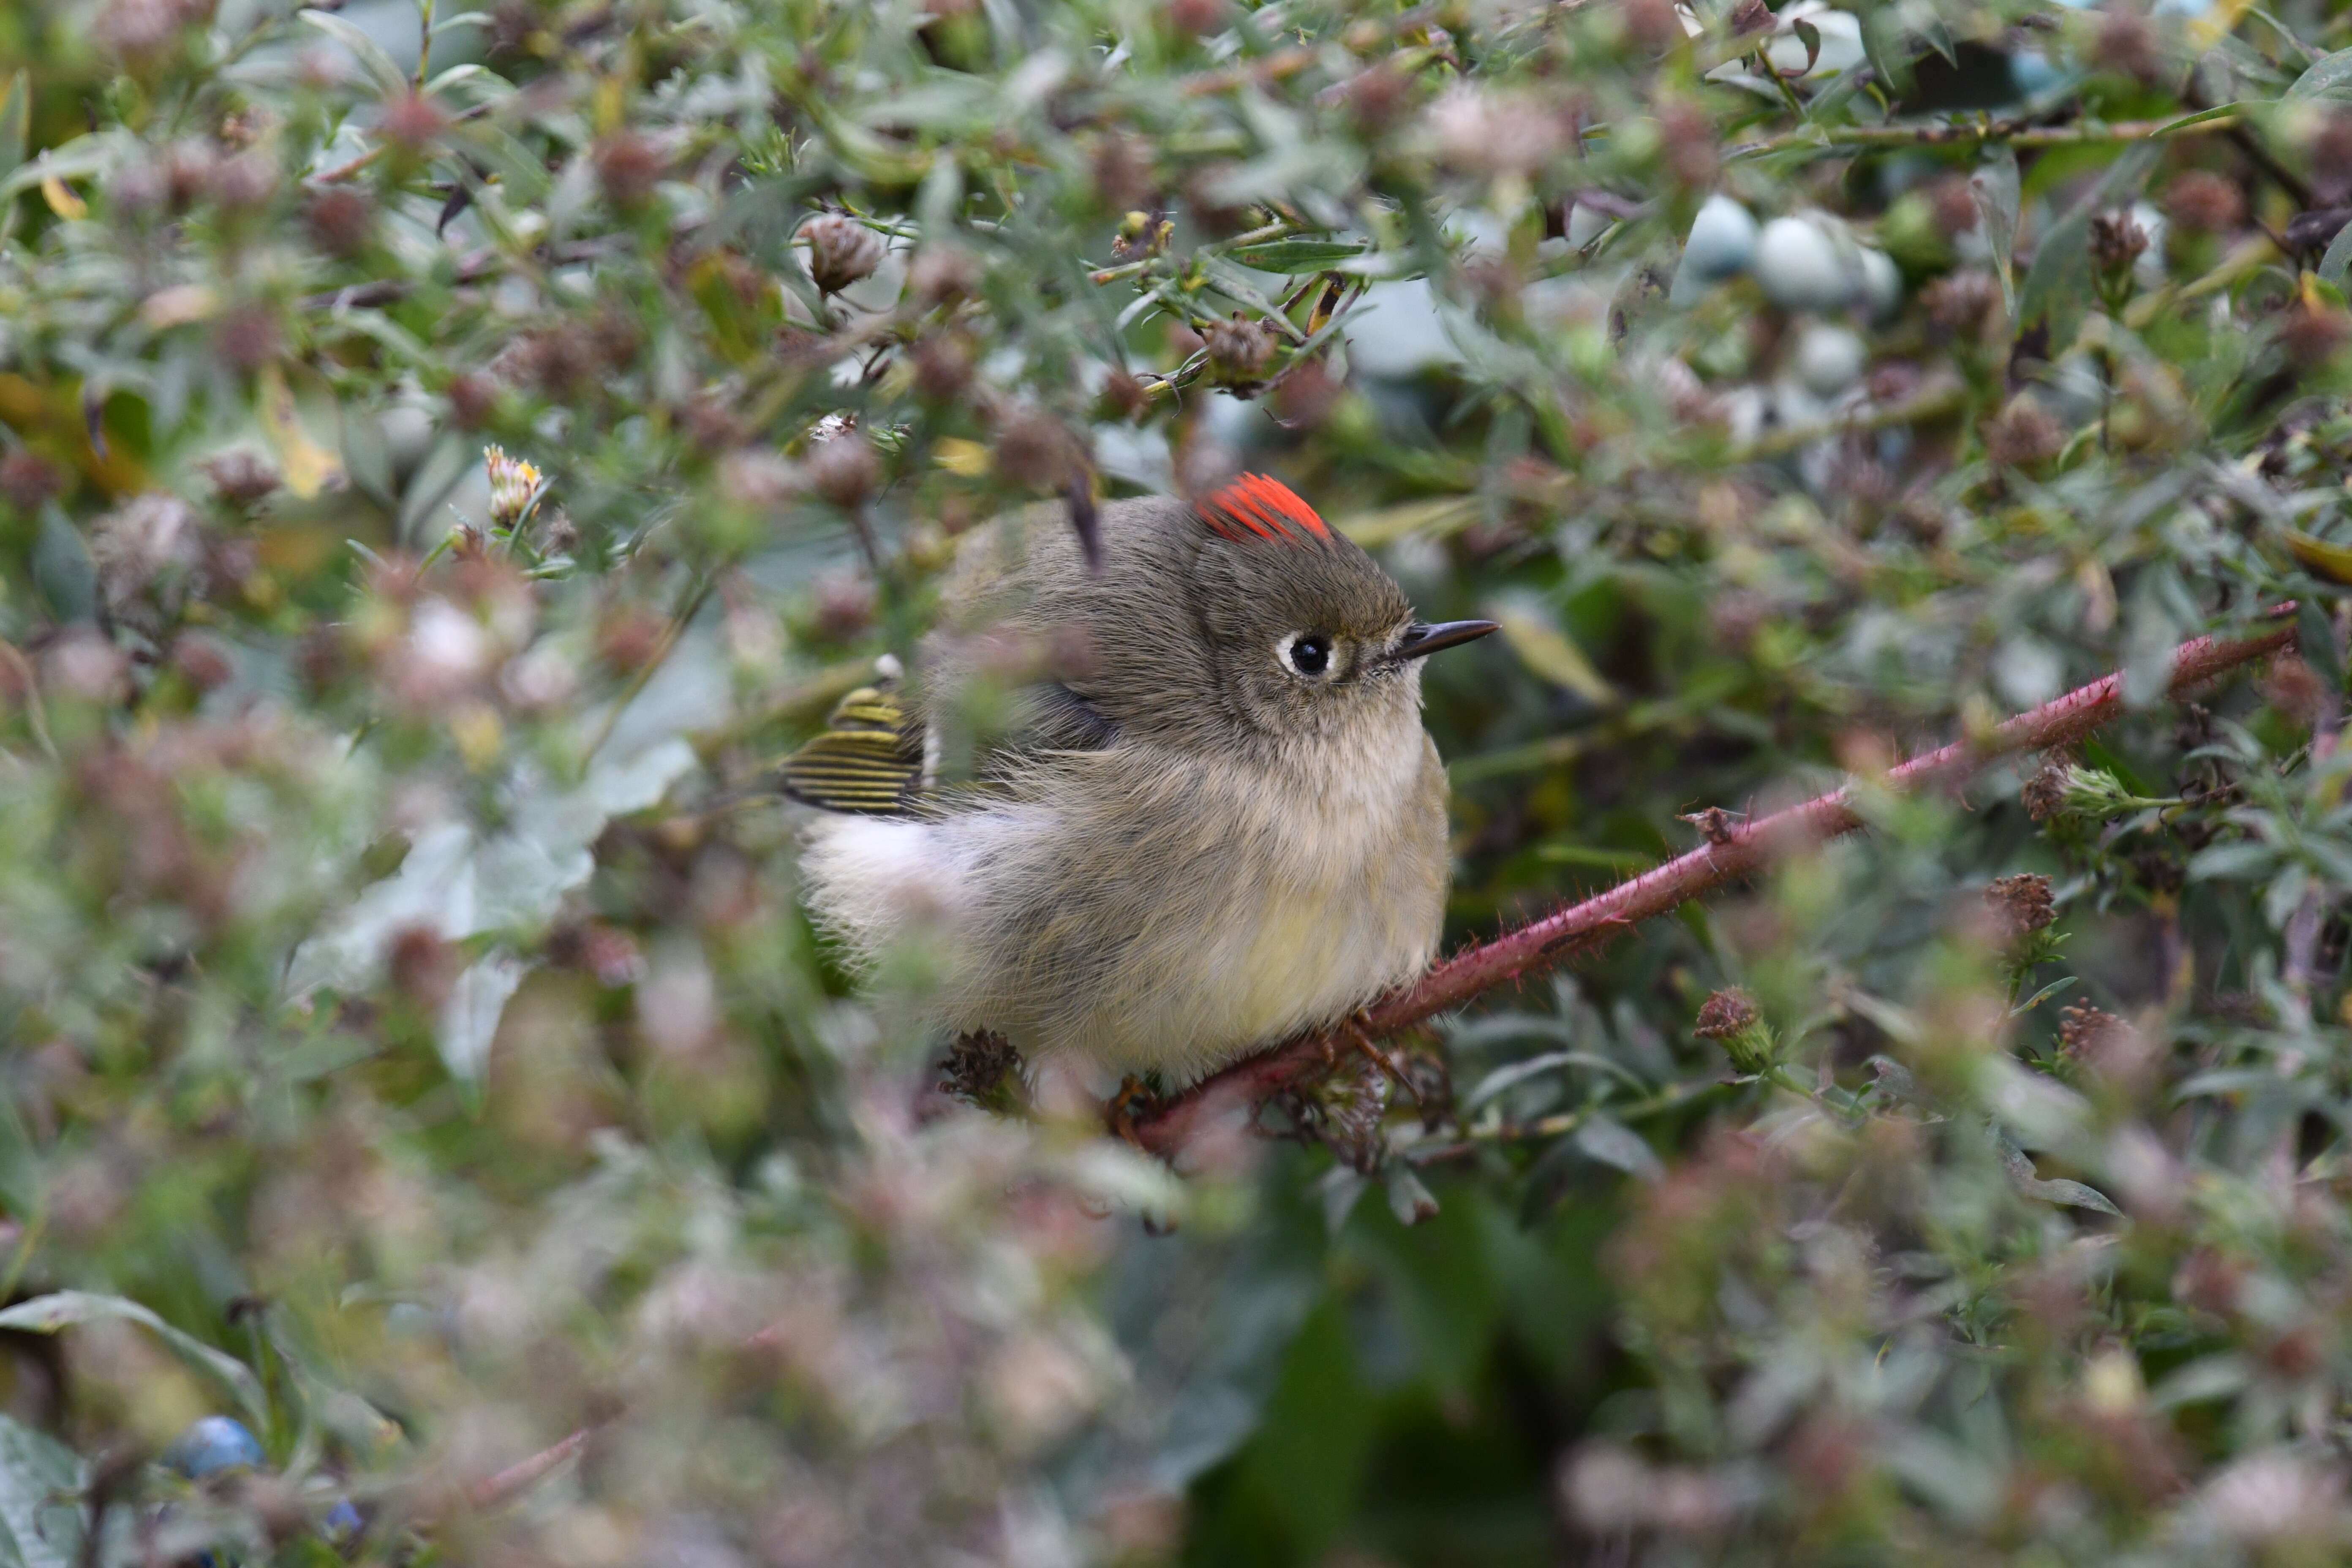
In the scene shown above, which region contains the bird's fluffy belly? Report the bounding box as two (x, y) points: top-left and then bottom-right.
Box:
(798, 735), (1446, 1081)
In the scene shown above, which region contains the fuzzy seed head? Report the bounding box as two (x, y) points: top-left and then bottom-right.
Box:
(1984, 873), (2055, 941)
(802, 214), (885, 295)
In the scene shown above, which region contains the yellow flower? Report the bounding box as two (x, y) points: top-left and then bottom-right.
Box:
(484, 444), (546, 530)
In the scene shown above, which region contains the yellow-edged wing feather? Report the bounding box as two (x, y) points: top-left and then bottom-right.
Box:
(779, 684), (927, 815)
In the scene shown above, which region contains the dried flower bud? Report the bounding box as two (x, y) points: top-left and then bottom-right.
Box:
(2028, 763), (2146, 823)
(1923, 271), (2000, 336)
(377, 92), (448, 152)
(1617, 0), (1681, 52)
(214, 303), (283, 371)
(1984, 873), (2055, 942)
(1984, 395), (2064, 468)
(2092, 9), (2159, 82)
(200, 448), (279, 506)
(1165, 0), (1228, 34)
(90, 493), (202, 619)
(1274, 358), (1341, 429)
(520, 327), (594, 394)
(1927, 174), (1980, 237)
(170, 632), (234, 691)
(2021, 757), (2070, 821)
(2058, 1003), (2150, 1088)
(95, 0), (202, 59)
(812, 574), (877, 642)
(909, 246), (980, 304)
(1692, 988), (1759, 1039)
(1727, 0), (1772, 33)
(387, 925), (460, 1013)
(1658, 100), (1717, 189)
(2163, 171), (2244, 235)
(2263, 655), (2331, 724)
(993, 406), (1075, 490)
(806, 429), (881, 508)
(0, 450), (63, 512)
(205, 150), (277, 212)
(1091, 135), (1152, 213)
(912, 333), (975, 402)
(1098, 370), (1149, 422)
(446, 372), (500, 429)
(801, 213), (885, 295)
(595, 131), (666, 206)
(1693, 988), (1775, 1073)
(1204, 314), (1274, 382)
(2088, 211), (2150, 275)
(596, 604), (669, 673)
(1423, 85), (1568, 178)
(1342, 63), (1410, 133)
(2281, 303), (2352, 368)
(305, 187), (373, 257)
(2311, 116), (2352, 202)
(484, 445), (547, 530)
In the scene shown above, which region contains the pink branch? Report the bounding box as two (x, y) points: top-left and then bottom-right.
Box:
(1127, 612), (2299, 1158)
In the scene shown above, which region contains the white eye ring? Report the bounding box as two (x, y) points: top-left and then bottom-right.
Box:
(1279, 632), (1334, 678)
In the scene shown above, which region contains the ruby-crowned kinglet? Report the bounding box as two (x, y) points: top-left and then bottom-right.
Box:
(782, 474), (1495, 1081)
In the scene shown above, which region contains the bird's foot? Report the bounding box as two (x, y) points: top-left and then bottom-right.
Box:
(1342, 1010), (1422, 1109)
(1106, 1074), (1160, 1151)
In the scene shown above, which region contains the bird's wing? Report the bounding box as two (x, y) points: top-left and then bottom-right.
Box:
(779, 678), (1119, 817)
(779, 684), (928, 815)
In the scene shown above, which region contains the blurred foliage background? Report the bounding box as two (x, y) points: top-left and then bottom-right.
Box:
(6, 0), (2352, 1561)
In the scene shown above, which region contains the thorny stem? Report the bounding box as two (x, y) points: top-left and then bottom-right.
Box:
(1125, 610), (2301, 1160)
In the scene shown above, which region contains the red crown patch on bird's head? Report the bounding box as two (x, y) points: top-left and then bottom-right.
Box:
(1198, 474), (1332, 547)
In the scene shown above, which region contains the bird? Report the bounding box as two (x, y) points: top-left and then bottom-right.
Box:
(780, 474), (1496, 1084)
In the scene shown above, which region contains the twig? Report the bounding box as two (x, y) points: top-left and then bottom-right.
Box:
(1125, 610), (2300, 1158)
(580, 572), (717, 767)
(1732, 111), (2239, 158)
(463, 1426), (593, 1511)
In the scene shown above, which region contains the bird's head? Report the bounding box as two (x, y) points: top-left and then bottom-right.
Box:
(1184, 475), (1496, 749)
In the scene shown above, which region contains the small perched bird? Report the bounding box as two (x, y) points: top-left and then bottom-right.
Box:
(782, 475), (1495, 1083)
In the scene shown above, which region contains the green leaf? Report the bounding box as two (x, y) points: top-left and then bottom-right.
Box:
(1490, 597), (1617, 705)
(2188, 841), (2279, 880)
(0, 74), (27, 190)
(31, 509), (94, 624)
(2014, 142), (2158, 351)
(0, 1414), (86, 1568)
(2285, 528), (2352, 581)
(297, 10), (414, 100)
(1464, 1051), (1648, 1110)
(2298, 596), (2345, 694)
(2009, 975), (2077, 1016)
(1971, 146), (2020, 324)
(2021, 1177), (2122, 1216)
(1572, 1116), (1663, 1181)
(0, 1294), (267, 1430)
(2286, 44), (2352, 101)
(1225, 240), (1369, 273)
(1383, 1166), (1440, 1225)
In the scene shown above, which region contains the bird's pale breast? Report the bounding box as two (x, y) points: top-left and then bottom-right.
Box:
(798, 707), (1450, 1081)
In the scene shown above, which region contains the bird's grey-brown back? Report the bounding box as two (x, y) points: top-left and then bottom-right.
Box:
(798, 480), (1465, 1081)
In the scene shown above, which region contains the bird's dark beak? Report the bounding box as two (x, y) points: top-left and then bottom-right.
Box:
(1391, 619), (1500, 662)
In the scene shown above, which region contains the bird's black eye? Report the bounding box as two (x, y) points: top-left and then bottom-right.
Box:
(1288, 634), (1331, 677)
